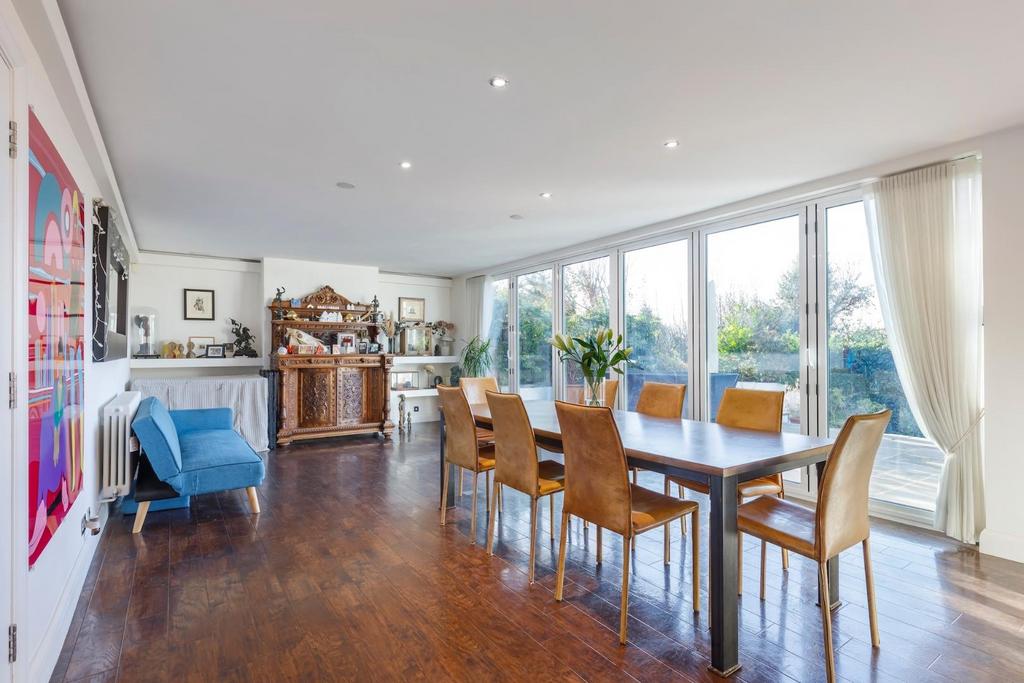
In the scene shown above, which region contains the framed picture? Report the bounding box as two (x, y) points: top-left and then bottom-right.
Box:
(368, 342), (381, 354)
(390, 371), (419, 390)
(183, 288), (215, 320)
(338, 333), (356, 353)
(398, 297), (425, 322)
(188, 336), (215, 355)
(205, 344), (226, 358)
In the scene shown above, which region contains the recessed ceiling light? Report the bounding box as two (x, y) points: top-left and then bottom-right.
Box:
(400, 161), (412, 169)
(664, 139), (680, 149)
(539, 192), (552, 199)
(509, 214), (524, 220)
(335, 181), (356, 189)
(489, 76), (509, 88)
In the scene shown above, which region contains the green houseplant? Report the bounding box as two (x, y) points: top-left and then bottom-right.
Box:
(458, 335), (493, 378)
(551, 329), (634, 406)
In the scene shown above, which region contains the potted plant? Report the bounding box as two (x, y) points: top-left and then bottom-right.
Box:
(457, 335), (493, 380)
(551, 329), (634, 406)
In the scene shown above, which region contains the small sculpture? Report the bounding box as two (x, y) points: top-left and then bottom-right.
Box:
(229, 318), (258, 357)
(273, 287), (286, 304)
(186, 341), (197, 359)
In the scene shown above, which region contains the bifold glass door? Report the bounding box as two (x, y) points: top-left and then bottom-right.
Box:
(514, 268), (554, 400)
(486, 277), (511, 391)
(561, 256), (611, 403)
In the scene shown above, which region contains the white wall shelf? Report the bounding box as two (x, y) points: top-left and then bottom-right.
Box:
(130, 357), (266, 369)
(390, 388), (438, 398)
(392, 355), (458, 365)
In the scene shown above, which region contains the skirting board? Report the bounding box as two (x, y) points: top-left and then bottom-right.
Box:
(980, 528), (1024, 564)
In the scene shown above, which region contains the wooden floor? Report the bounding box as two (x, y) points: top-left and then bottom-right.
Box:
(52, 424), (1024, 682)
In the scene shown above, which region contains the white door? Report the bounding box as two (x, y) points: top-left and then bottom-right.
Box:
(0, 48), (15, 683)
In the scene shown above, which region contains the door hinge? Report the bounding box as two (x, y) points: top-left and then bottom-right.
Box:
(8, 624), (15, 663)
(8, 121), (16, 159)
(7, 372), (15, 409)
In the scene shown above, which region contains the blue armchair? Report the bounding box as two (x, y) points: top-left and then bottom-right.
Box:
(130, 397), (266, 533)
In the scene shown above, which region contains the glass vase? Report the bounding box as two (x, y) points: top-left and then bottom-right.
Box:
(583, 377), (607, 407)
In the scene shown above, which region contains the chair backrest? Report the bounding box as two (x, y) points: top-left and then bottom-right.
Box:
(459, 376), (499, 405)
(437, 384), (481, 469)
(554, 401), (632, 535)
(816, 410), (891, 559)
(131, 397), (184, 482)
(635, 382), (686, 419)
(565, 378), (620, 407)
(716, 388), (784, 432)
(486, 391), (539, 495)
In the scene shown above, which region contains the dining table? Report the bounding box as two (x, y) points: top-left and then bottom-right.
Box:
(439, 400), (835, 677)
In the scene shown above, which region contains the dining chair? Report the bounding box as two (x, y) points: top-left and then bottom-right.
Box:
(738, 409), (890, 683)
(553, 401), (700, 645)
(631, 382), (686, 487)
(666, 387), (788, 592)
(438, 384), (497, 543)
(458, 376), (499, 495)
(484, 391), (565, 583)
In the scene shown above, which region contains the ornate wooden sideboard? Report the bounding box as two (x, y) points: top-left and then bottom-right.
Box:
(270, 286), (395, 444)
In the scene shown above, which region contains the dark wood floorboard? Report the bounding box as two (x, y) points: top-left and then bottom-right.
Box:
(50, 423), (1024, 682)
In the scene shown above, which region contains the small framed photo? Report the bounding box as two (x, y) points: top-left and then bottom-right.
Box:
(338, 333), (356, 353)
(398, 297), (425, 323)
(368, 342), (381, 354)
(390, 371), (419, 390)
(205, 344), (226, 358)
(183, 288), (215, 320)
(357, 339), (369, 354)
(188, 336), (215, 355)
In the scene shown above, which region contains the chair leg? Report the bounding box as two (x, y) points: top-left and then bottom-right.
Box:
(632, 467), (638, 486)
(664, 521), (670, 565)
(440, 463), (451, 526)
(596, 526), (603, 564)
(528, 497), (539, 584)
(471, 471), (480, 544)
(458, 469), (464, 497)
(620, 539), (631, 645)
(132, 501), (150, 534)
(691, 511), (700, 612)
(497, 482), (503, 514)
(737, 531), (743, 595)
(485, 470), (490, 514)
(679, 485), (687, 538)
(863, 538), (880, 647)
(246, 486), (261, 514)
(549, 494), (555, 540)
(778, 491), (790, 570)
(486, 477), (499, 554)
(555, 511), (570, 601)
(759, 541), (767, 601)
(818, 561), (836, 683)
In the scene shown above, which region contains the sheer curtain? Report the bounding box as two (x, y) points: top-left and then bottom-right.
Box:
(864, 158), (984, 543)
(465, 275), (493, 341)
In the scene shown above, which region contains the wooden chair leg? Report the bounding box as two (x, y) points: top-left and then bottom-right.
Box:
(458, 469), (464, 497)
(485, 470), (490, 514)
(498, 484), (503, 513)
(679, 484), (687, 538)
(818, 561), (836, 683)
(632, 468), (638, 486)
(132, 501), (150, 534)
(620, 539), (631, 645)
(246, 486), (261, 514)
(596, 526), (603, 564)
(555, 511), (570, 601)
(737, 531), (743, 595)
(863, 538), (880, 647)
(485, 477), (499, 554)
(528, 497), (539, 584)
(549, 494), (555, 540)
(691, 511), (700, 612)
(440, 464), (451, 526)
(778, 491), (790, 570)
(759, 541), (767, 600)
(471, 471), (480, 544)
(663, 521), (670, 565)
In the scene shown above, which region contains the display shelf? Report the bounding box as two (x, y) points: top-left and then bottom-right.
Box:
(130, 357), (266, 369)
(391, 355), (459, 365)
(390, 388), (438, 398)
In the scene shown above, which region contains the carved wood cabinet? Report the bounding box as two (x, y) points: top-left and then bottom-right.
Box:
(273, 353), (394, 444)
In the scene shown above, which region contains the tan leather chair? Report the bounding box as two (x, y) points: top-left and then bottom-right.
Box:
(630, 382), (686, 491)
(667, 387), (789, 591)
(438, 385), (496, 543)
(738, 410), (890, 683)
(458, 377), (500, 495)
(565, 377), (620, 408)
(553, 401), (700, 645)
(484, 391), (565, 583)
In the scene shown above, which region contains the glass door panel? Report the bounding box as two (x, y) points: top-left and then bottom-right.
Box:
(823, 201), (942, 511)
(623, 239), (690, 414)
(487, 277), (510, 391)
(561, 256), (610, 403)
(705, 215), (803, 432)
(515, 268), (553, 400)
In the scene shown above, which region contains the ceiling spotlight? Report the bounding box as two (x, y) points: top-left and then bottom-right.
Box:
(489, 76), (509, 88)
(400, 161), (412, 169)
(509, 214), (524, 220)
(539, 192), (552, 199)
(335, 181), (356, 189)
(663, 139), (680, 149)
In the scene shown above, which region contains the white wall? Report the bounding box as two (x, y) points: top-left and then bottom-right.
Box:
(2, 1), (131, 679)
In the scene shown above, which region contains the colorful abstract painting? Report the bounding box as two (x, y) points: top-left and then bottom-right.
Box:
(28, 110), (86, 567)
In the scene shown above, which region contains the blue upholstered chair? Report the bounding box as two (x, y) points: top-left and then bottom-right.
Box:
(130, 397), (266, 533)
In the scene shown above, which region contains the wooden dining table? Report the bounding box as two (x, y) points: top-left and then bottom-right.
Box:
(439, 400), (835, 676)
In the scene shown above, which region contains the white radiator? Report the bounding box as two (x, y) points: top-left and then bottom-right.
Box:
(101, 391), (142, 500)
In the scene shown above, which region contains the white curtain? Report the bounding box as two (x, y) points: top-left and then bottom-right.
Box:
(465, 275), (493, 342)
(864, 157), (984, 543)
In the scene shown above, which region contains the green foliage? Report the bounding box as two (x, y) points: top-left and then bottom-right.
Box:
(459, 335), (493, 377)
(552, 329), (634, 402)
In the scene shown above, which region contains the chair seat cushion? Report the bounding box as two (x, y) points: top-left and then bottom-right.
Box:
(737, 476), (783, 498)
(476, 444), (496, 471)
(537, 460), (566, 495)
(176, 430), (265, 496)
(737, 496), (816, 558)
(630, 484), (699, 534)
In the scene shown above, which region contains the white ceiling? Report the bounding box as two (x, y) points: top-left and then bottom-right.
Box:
(59, 1), (1024, 276)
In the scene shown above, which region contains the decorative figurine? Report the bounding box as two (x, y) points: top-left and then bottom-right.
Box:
(397, 394), (407, 436)
(273, 287), (286, 305)
(186, 341), (197, 359)
(229, 318), (258, 357)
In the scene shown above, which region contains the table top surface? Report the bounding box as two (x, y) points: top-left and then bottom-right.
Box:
(471, 400), (834, 478)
